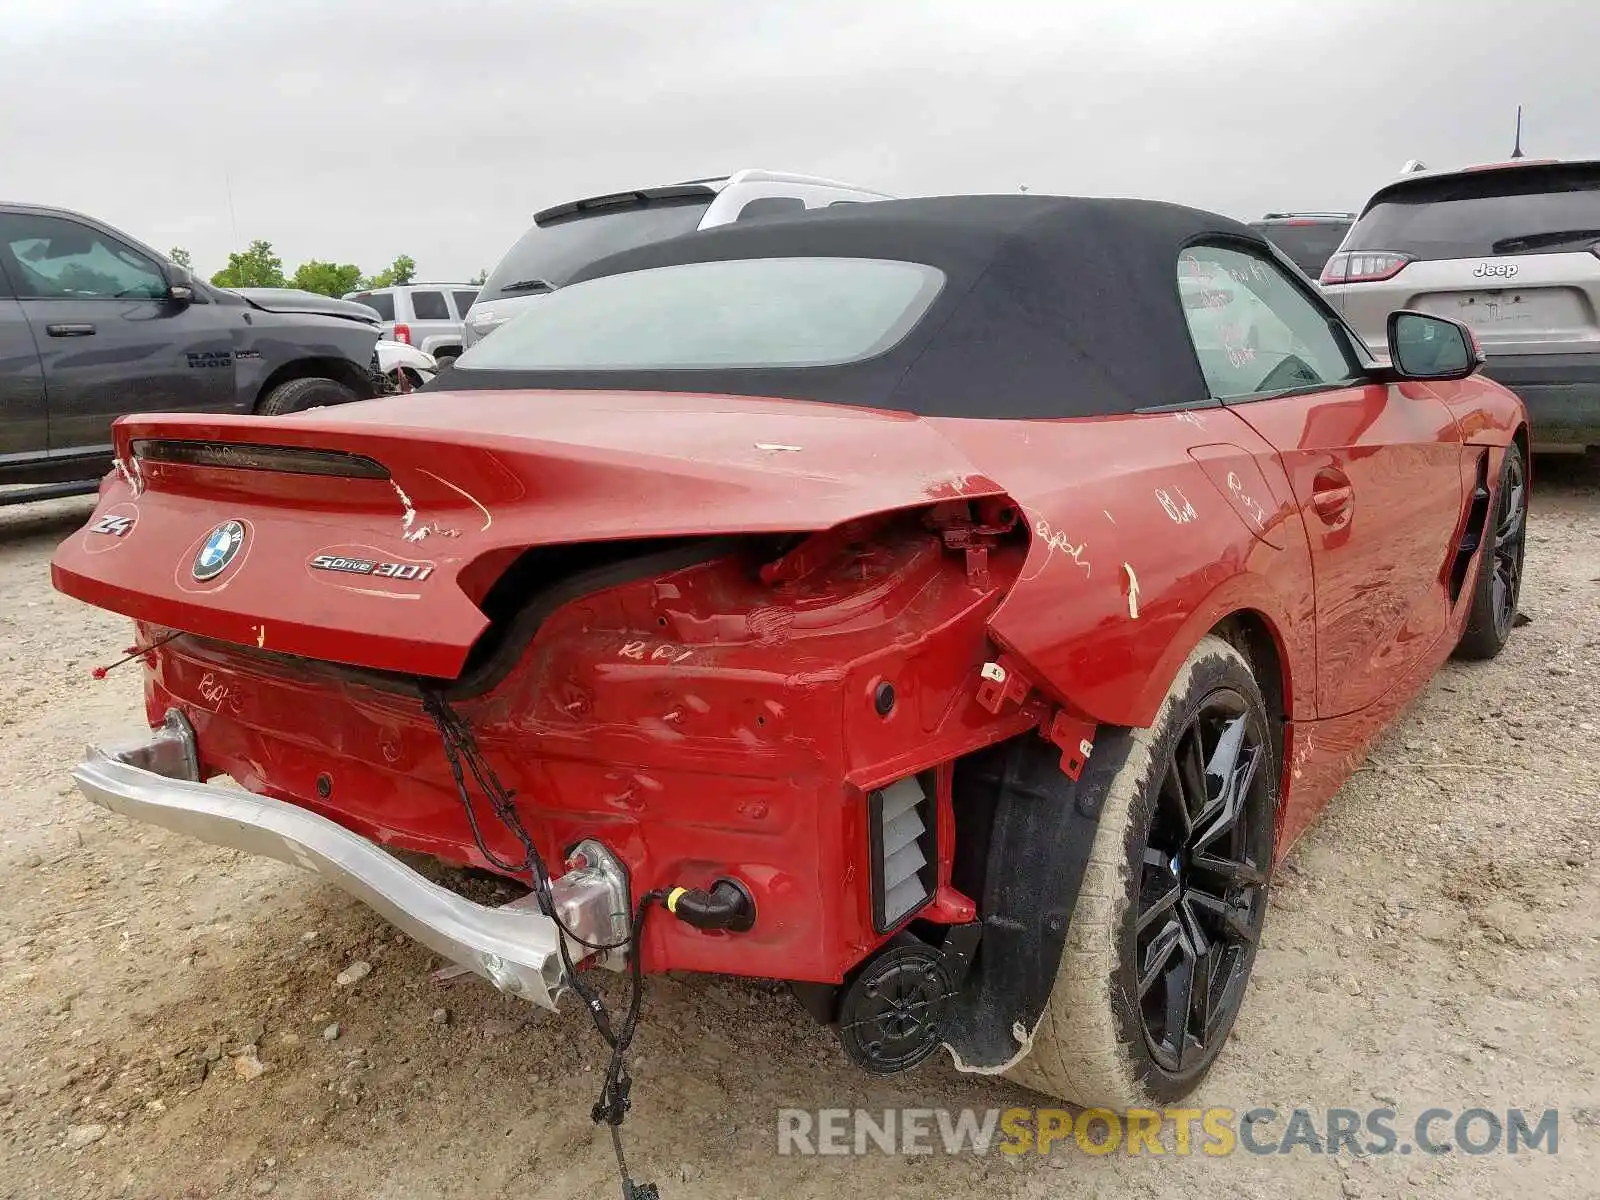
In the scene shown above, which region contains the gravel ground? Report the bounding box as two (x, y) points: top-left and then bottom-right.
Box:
(2, 463), (1597, 1200)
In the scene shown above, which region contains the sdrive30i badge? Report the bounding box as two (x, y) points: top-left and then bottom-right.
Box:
(310, 554), (434, 582)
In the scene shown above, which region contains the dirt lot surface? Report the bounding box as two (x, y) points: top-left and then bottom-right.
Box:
(3, 465), (1598, 1200)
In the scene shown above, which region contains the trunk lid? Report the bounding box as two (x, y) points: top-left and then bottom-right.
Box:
(52, 389), (1003, 678)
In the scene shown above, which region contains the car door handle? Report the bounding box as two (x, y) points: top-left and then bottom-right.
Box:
(46, 323), (97, 337)
(1310, 468), (1354, 524)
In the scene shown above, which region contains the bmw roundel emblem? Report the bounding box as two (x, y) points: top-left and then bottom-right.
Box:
(192, 520), (246, 580)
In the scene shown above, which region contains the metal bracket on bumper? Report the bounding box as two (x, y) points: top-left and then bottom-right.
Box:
(69, 710), (630, 1011)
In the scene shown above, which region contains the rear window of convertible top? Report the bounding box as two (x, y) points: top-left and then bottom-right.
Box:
(455, 257), (946, 371)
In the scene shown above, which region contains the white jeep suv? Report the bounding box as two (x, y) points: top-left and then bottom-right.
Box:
(1320, 158), (1600, 451)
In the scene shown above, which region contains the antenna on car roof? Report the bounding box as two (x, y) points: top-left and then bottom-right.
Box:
(1511, 104), (1525, 159)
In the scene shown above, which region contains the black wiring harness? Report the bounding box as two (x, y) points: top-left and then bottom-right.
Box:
(421, 689), (664, 1199)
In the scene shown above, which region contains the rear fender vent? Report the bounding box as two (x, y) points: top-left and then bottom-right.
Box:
(1448, 450), (1493, 605)
(868, 774), (938, 932)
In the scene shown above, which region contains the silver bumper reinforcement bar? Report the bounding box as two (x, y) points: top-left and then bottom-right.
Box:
(69, 710), (631, 1011)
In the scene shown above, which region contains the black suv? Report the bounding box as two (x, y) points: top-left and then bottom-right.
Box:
(1248, 212), (1356, 278)
(0, 204), (384, 504)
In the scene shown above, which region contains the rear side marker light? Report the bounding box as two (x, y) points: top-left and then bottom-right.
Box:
(1320, 251), (1412, 285)
(130, 440), (391, 479)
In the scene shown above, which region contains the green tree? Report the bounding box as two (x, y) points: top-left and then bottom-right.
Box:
(363, 253), (417, 288)
(291, 259), (363, 297)
(210, 239), (286, 289)
(169, 246), (193, 270)
(469, 268), (488, 285)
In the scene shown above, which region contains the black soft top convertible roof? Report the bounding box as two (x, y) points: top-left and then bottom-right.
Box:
(444, 194), (1278, 418)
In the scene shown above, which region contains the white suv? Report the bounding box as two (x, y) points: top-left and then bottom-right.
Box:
(343, 283), (481, 366)
(1320, 158), (1600, 451)
(463, 169), (894, 348)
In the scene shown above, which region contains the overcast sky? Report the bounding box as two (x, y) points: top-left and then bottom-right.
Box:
(5, 0), (1594, 282)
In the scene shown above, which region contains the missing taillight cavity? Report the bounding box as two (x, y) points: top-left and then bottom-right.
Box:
(130, 440), (391, 479)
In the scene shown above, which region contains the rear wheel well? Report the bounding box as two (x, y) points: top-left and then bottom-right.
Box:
(950, 610), (1289, 912)
(942, 618), (1286, 1071)
(253, 357), (376, 411)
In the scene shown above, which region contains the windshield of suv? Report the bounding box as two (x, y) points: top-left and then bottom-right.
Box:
(1250, 221), (1351, 276)
(1345, 163), (1600, 260)
(458, 257), (945, 371)
(477, 197), (713, 303)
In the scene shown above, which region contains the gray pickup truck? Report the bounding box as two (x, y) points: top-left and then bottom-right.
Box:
(1, 203), (384, 505)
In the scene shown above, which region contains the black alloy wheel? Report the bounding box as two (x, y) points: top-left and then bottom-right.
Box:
(1457, 443), (1528, 661)
(1489, 451), (1526, 640)
(1135, 689), (1272, 1074)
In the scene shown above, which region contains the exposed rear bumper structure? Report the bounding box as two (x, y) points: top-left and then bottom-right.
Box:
(69, 711), (631, 1011)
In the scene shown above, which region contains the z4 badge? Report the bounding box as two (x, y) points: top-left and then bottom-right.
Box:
(89, 514), (135, 538)
(310, 554), (433, 582)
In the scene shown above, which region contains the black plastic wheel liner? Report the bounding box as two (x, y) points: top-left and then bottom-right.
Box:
(941, 725), (1122, 1068)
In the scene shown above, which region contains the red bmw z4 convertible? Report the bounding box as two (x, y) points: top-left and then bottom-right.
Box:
(52, 195), (1528, 1120)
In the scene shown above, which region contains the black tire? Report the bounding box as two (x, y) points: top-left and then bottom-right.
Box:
(433, 354), (458, 372)
(1455, 443), (1527, 661)
(1005, 635), (1277, 1107)
(256, 376), (360, 417)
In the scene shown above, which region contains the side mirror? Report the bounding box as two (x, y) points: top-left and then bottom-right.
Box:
(1385, 310), (1482, 381)
(163, 264), (196, 305)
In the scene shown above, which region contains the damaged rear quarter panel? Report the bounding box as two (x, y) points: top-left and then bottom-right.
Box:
(937, 409), (1316, 727)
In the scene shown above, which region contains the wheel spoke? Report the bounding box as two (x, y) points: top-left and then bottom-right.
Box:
(1189, 849), (1266, 888)
(1138, 880), (1182, 933)
(1193, 741), (1258, 853)
(1497, 483), (1525, 545)
(1188, 943), (1216, 1051)
(1180, 895), (1212, 957)
(1160, 932), (1197, 1061)
(1138, 919), (1183, 997)
(1159, 762), (1194, 843)
(1191, 716), (1245, 829)
(1186, 885), (1261, 946)
(1176, 727), (1208, 827)
(1206, 714), (1248, 784)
